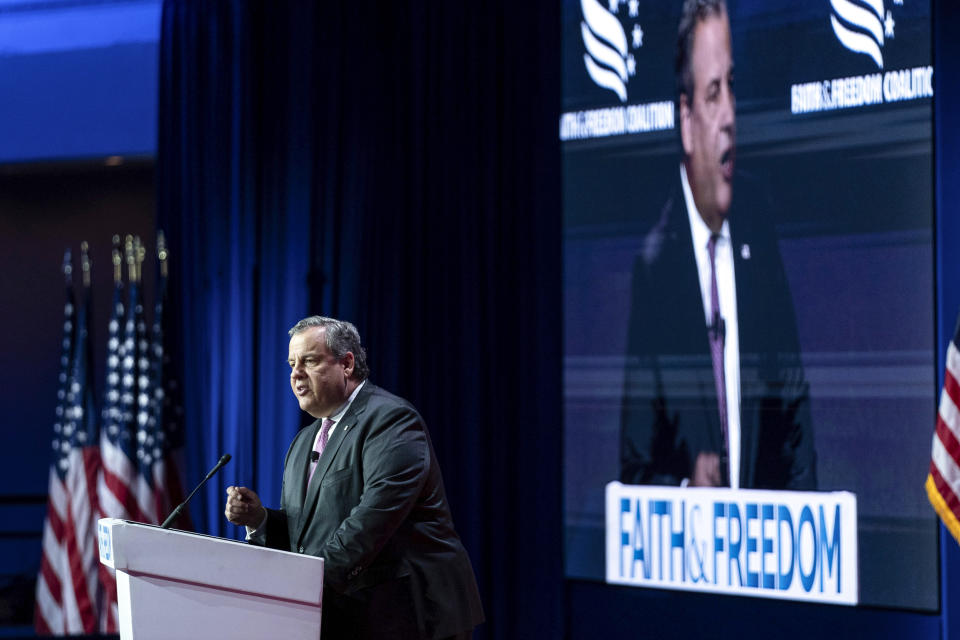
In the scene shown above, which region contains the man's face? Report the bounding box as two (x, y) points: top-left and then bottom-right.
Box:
(680, 11), (735, 230)
(288, 327), (354, 419)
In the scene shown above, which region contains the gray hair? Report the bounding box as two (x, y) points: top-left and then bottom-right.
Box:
(675, 0), (728, 116)
(288, 315), (370, 381)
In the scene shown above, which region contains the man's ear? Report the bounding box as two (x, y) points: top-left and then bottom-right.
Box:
(679, 93), (693, 158)
(342, 352), (355, 377)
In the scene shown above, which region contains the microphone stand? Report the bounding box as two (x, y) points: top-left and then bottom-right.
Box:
(160, 454), (232, 529)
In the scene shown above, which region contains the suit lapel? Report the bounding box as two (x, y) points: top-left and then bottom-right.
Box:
(732, 221), (757, 487)
(287, 419), (321, 536)
(664, 196), (725, 454)
(293, 383), (373, 544)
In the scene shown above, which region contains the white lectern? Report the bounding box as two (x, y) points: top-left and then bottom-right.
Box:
(98, 518), (324, 639)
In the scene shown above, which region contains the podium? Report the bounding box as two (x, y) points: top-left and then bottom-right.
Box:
(97, 518), (324, 639)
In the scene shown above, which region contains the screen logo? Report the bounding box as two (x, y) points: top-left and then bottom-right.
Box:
(580, 0), (641, 103)
(791, 0), (929, 114)
(562, 0), (671, 141)
(830, 0), (895, 69)
(98, 521), (112, 564)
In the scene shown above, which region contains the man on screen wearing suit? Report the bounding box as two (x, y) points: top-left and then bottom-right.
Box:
(619, 0), (816, 490)
(225, 316), (483, 640)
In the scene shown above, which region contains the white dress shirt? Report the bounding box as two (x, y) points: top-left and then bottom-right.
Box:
(680, 164), (741, 489)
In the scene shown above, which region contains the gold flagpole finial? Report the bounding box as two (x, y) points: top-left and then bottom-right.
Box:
(112, 235), (122, 284)
(135, 235), (145, 284)
(125, 234), (136, 283)
(62, 248), (73, 283)
(80, 241), (91, 288)
(157, 230), (168, 278)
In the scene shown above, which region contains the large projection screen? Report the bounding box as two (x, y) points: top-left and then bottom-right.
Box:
(562, 0), (937, 610)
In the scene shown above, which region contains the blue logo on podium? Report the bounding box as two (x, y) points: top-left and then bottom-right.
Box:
(98, 522), (112, 562)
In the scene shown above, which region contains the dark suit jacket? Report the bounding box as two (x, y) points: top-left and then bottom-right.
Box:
(620, 174), (816, 490)
(259, 382), (484, 639)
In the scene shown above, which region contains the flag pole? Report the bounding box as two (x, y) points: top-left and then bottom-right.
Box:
(62, 247), (73, 283)
(158, 230), (168, 278)
(80, 241), (91, 288)
(125, 235), (136, 284)
(112, 235), (122, 284)
(135, 235), (145, 284)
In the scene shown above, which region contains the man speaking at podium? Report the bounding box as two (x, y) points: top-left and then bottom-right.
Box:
(225, 316), (483, 639)
(619, 0), (816, 490)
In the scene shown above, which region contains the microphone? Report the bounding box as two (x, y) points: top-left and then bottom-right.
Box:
(310, 451), (320, 463)
(710, 311), (726, 341)
(160, 454), (232, 529)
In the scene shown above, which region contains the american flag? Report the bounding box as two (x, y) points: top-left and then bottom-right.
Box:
(927, 311), (960, 545)
(133, 233), (189, 527)
(143, 233), (190, 529)
(126, 264), (158, 524)
(96, 240), (139, 632)
(35, 248), (102, 634)
(37, 236), (189, 633)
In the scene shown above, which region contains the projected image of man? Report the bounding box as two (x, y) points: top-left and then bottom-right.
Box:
(619, 0), (816, 490)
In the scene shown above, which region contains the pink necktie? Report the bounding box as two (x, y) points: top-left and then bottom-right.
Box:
(707, 234), (729, 481)
(307, 418), (334, 484)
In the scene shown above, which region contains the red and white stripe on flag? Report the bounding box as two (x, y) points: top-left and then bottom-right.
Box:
(97, 436), (139, 633)
(35, 469), (67, 635)
(35, 453), (100, 635)
(927, 315), (960, 545)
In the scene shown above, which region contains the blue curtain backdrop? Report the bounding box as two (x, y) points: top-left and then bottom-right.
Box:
(156, 2), (562, 639)
(936, 2), (960, 639)
(157, 1), (314, 537)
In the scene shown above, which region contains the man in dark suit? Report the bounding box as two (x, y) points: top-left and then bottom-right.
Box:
(225, 316), (483, 639)
(619, 0), (815, 490)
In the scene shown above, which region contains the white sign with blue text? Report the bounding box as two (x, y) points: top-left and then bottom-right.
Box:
(606, 483), (858, 605)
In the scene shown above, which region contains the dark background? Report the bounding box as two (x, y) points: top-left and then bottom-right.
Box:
(0, 0), (959, 639)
